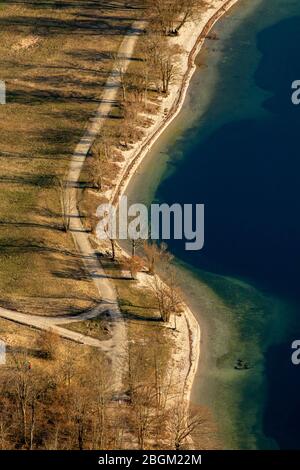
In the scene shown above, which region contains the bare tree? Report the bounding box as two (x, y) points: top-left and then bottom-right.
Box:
(92, 143), (107, 191)
(69, 384), (90, 450)
(141, 33), (181, 94)
(140, 38), (160, 95)
(35, 329), (60, 360)
(123, 255), (144, 280)
(104, 226), (117, 261)
(143, 241), (172, 275)
(126, 66), (149, 105)
(175, 0), (202, 34)
(148, 0), (175, 35)
(91, 128), (115, 191)
(164, 266), (184, 330)
(158, 44), (181, 93)
(126, 336), (173, 449)
(131, 385), (156, 449)
(120, 100), (141, 148)
(148, 0), (202, 36)
(167, 398), (208, 450)
(89, 355), (113, 450)
(149, 275), (174, 323)
(8, 354), (51, 448)
(56, 177), (71, 232)
(114, 54), (129, 102)
(58, 344), (77, 387)
(45, 425), (60, 450)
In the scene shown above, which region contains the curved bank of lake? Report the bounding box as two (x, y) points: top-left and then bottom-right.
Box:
(125, 0), (300, 449)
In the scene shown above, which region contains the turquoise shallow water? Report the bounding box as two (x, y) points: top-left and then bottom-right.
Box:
(125, 0), (300, 449)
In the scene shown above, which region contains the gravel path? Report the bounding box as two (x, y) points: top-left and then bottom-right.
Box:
(0, 21), (145, 391)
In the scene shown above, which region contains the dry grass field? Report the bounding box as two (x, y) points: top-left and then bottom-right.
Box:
(0, 1), (139, 314)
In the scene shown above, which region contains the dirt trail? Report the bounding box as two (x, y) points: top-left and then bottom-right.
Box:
(0, 21), (145, 391)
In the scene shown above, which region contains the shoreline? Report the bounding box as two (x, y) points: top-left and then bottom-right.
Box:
(109, 0), (240, 427)
(111, 0), (239, 207)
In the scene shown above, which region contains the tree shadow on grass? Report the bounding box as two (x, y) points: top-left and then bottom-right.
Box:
(122, 308), (161, 323)
(0, 220), (64, 233)
(7, 344), (42, 358)
(0, 239), (80, 258)
(0, 13), (134, 37)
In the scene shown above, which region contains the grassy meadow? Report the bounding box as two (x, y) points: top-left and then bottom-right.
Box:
(0, 1), (136, 314)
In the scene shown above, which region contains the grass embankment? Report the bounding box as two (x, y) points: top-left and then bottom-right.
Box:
(0, 1), (136, 314)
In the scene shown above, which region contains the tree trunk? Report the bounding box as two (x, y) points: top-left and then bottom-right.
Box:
(30, 401), (35, 450)
(21, 404), (27, 447)
(111, 239), (116, 261)
(132, 239), (136, 257)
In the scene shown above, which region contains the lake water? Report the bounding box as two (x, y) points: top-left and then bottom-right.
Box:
(125, 0), (300, 449)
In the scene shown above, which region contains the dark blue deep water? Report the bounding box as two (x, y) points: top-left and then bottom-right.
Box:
(166, 14), (300, 300)
(126, 0), (300, 449)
